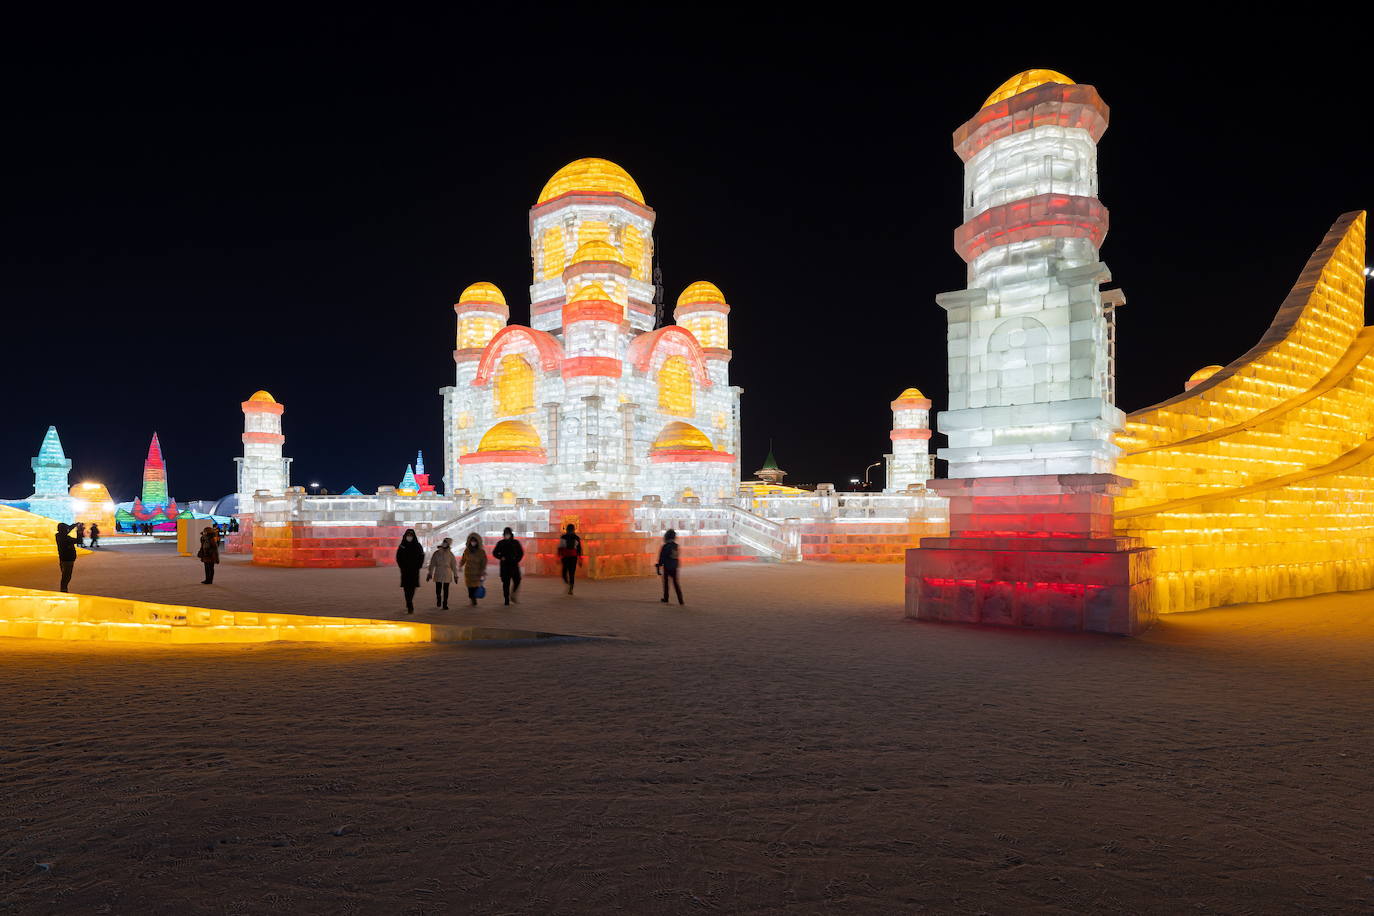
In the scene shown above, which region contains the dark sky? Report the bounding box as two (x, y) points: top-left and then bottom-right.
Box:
(3, 14), (1370, 501)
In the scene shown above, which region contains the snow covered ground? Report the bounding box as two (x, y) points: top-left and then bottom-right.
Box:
(2, 543), (1372, 912)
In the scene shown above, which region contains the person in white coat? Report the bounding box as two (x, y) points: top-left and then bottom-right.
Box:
(427, 537), (459, 609)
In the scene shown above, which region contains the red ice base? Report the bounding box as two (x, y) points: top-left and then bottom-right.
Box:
(906, 475), (1156, 636)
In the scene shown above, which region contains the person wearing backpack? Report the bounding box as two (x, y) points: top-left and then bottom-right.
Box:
(557, 523), (582, 595)
(655, 529), (684, 605)
(492, 527), (524, 605)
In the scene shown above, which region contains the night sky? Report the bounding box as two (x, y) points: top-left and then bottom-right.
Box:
(4, 15), (1370, 502)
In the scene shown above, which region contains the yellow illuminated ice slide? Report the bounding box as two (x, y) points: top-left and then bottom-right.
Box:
(0, 586), (565, 646)
(1115, 211), (1374, 612)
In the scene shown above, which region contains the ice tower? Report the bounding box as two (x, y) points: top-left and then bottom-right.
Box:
(885, 389), (933, 492)
(118, 433), (182, 530)
(907, 70), (1155, 635)
(235, 391), (291, 517)
(28, 426), (74, 523)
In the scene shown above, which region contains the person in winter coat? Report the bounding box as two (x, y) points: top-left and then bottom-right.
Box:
(656, 529), (684, 605)
(459, 532), (488, 607)
(557, 523), (583, 595)
(74, 522), (86, 548)
(55, 523), (79, 592)
(427, 537), (458, 609)
(88, 523), (100, 550)
(395, 529), (425, 613)
(198, 525), (220, 584)
(492, 527), (524, 605)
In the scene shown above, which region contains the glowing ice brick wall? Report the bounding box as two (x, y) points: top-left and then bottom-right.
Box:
(937, 73), (1122, 478)
(1115, 212), (1371, 613)
(69, 482), (115, 532)
(439, 158), (742, 503)
(235, 390), (291, 516)
(886, 388), (934, 491)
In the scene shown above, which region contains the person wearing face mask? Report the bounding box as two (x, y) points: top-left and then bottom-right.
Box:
(427, 537), (458, 609)
(395, 528), (425, 614)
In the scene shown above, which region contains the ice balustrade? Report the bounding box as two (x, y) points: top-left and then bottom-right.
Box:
(740, 488), (947, 523)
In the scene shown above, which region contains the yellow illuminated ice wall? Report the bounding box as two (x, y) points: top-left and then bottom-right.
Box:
(1114, 211), (1371, 612)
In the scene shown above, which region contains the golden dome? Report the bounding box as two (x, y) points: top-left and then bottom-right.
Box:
(652, 421), (714, 451)
(537, 158), (645, 205)
(476, 420), (542, 452)
(458, 281), (507, 306)
(1186, 365), (1225, 390)
(896, 387), (925, 400)
(676, 281), (726, 307)
(571, 240), (623, 265)
(249, 390), (276, 403)
(982, 69), (1075, 108)
(569, 283), (613, 303)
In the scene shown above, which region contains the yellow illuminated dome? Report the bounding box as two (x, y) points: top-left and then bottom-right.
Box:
(569, 283), (613, 303)
(249, 390), (276, 403)
(652, 421), (714, 451)
(458, 282), (507, 306)
(537, 158), (645, 205)
(982, 69), (1075, 108)
(1185, 364), (1225, 390)
(571, 240), (623, 265)
(676, 281), (726, 307)
(476, 420), (542, 453)
(897, 387), (925, 399)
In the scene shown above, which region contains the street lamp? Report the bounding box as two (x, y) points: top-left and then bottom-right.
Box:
(863, 461), (883, 488)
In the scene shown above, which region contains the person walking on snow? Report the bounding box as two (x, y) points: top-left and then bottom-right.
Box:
(656, 529), (684, 605)
(427, 537), (458, 609)
(55, 523), (79, 592)
(459, 532), (488, 607)
(198, 525), (220, 584)
(558, 523), (582, 594)
(395, 528), (425, 614)
(88, 523), (100, 550)
(492, 527), (524, 605)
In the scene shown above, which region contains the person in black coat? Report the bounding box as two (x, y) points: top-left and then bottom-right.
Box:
(55, 523), (79, 592)
(492, 527), (525, 606)
(395, 528), (425, 614)
(558, 523), (582, 595)
(655, 529), (684, 605)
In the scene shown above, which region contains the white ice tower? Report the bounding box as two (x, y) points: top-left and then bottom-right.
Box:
(937, 69), (1121, 477)
(908, 70), (1155, 636)
(885, 387), (934, 492)
(235, 390), (291, 517)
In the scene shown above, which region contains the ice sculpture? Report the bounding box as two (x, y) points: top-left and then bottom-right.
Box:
(69, 482), (115, 533)
(26, 426), (74, 523)
(440, 158), (742, 504)
(397, 464), (418, 494)
(234, 390), (291, 517)
(1115, 212), (1369, 613)
(885, 388), (933, 492)
(908, 70), (1156, 635)
(116, 433), (182, 531)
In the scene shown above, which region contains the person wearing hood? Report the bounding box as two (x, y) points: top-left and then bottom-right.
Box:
(427, 537), (458, 609)
(197, 525), (220, 584)
(459, 532), (488, 607)
(88, 523), (101, 550)
(395, 528), (425, 614)
(492, 526), (524, 605)
(55, 523), (79, 592)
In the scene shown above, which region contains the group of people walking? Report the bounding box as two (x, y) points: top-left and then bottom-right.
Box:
(392, 524), (684, 612)
(50, 518), (686, 606)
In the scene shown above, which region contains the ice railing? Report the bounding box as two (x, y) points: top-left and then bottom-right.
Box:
(416, 502), (550, 552)
(250, 487), (475, 527)
(633, 499), (802, 562)
(737, 486), (948, 524)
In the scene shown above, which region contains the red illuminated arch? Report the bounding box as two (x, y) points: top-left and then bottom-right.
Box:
(627, 326), (711, 387)
(473, 325), (564, 385)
